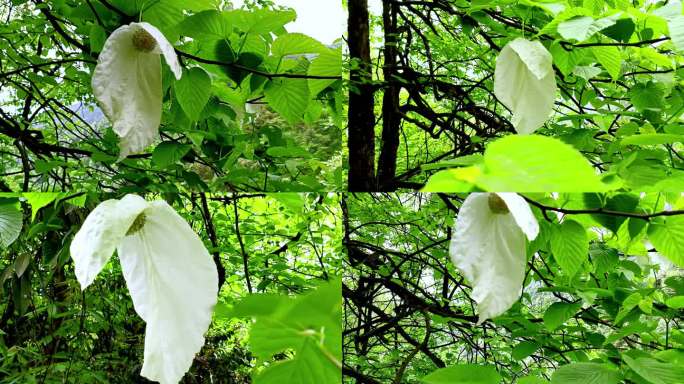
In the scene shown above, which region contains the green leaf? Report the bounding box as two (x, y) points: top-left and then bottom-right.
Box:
(476, 135), (607, 192)
(600, 18), (635, 43)
(543, 301), (582, 331)
(512, 341), (539, 360)
(271, 33), (328, 58)
(0, 202), (22, 248)
(623, 355), (684, 384)
(550, 220), (588, 276)
(14, 253), (30, 278)
(629, 82), (665, 112)
(308, 48), (342, 96)
(557, 15), (618, 42)
(668, 15), (684, 53)
(22, 192), (61, 221)
(621, 133), (684, 146)
(175, 67), (212, 122)
(420, 365), (502, 384)
(550, 363), (621, 384)
(615, 292), (642, 323)
(264, 78), (310, 124)
(177, 10), (232, 40)
(665, 296), (684, 309)
(421, 169), (475, 192)
(152, 142), (191, 168)
(648, 217), (684, 267)
(89, 24), (106, 53)
(592, 46), (621, 80)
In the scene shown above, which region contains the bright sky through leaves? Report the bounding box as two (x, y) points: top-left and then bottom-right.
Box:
(232, 0), (346, 44)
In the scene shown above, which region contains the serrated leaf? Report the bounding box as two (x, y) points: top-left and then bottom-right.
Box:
(668, 15), (684, 52)
(271, 33), (328, 58)
(512, 341), (539, 360)
(152, 142), (191, 168)
(623, 355), (684, 384)
(550, 220), (588, 276)
(177, 10), (232, 40)
(648, 217), (684, 267)
(175, 67), (212, 122)
(550, 363), (621, 384)
(592, 46), (621, 80)
(543, 301), (582, 331)
(308, 48), (342, 96)
(263, 78), (309, 124)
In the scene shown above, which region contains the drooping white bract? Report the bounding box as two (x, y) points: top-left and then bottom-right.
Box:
(92, 23), (182, 159)
(494, 38), (557, 134)
(449, 193), (539, 324)
(70, 194), (218, 384)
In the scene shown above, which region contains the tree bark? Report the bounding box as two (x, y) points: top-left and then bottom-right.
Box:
(376, 0), (401, 190)
(347, 0), (376, 191)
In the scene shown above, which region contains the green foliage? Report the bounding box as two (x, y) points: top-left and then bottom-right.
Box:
(230, 278), (342, 384)
(343, 192), (684, 383)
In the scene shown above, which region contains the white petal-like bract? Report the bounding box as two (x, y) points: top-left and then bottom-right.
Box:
(118, 200), (218, 384)
(496, 192), (539, 240)
(70, 194), (147, 289)
(92, 23), (181, 159)
(494, 38), (557, 134)
(450, 193), (539, 324)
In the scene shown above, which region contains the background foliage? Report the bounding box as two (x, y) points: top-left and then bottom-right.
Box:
(0, 192), (342, 383)
(343, 193), (684, 383)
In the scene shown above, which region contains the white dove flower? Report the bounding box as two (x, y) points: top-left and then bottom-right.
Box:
(92, 22), (182, 159)
(450, 193), (539, 324)
(494, 38), (557, 134)
(70, 194), (218, 384)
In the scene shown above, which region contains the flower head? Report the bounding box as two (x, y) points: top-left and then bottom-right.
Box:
(494, 38), (557, 134)
(449, 193), (539, 324)
(92, 23), (182, 159)
(70, 194), (218, 384)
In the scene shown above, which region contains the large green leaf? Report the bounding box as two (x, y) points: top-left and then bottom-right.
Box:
(668, 15), (684, 52)
(623, 355), (684, 384)
(592, 46), (621, 80)
(271, 33), (328, 58)
(0, 202), (22, 248)
(177, 10), (233, 40)
(420, 364), (502, 384)
(557, 15), (618, 41)
(175, 67), (212, 122)
(477, 135), (607, 192)
(648, 217), (684, 267)
(308, 48), (342, 96)
(152, 142), (191, 168)
(550, 363), (621, 384)
(550, 219), (588, 276)
(264, 78), (310, 124)
(512, 341), (539, 360)
(543, 301), (582, 331)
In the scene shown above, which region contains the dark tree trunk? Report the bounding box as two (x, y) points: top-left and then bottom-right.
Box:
(376, 0), (401, 190)
(347, 0), (376, 191)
